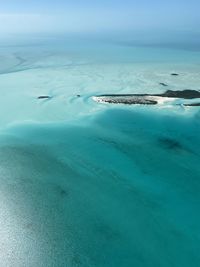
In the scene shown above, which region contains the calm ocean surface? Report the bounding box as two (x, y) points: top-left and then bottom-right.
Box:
(0, 35), (200, 266)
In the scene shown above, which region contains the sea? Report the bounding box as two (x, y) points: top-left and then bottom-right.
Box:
(0, 34), (200, 266)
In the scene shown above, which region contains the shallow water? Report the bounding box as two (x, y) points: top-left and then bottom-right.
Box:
(0, 36), (200, 266)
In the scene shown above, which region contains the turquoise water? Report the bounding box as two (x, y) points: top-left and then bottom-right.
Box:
(0, 36), (200, 266)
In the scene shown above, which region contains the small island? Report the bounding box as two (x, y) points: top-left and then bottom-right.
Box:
(93, 89), (200, 106)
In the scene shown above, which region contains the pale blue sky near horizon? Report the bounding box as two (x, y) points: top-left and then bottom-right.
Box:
(0, 0), (199, 40)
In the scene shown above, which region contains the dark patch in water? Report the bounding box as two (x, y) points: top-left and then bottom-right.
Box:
(159, 137), (183, 150)
(37, 95), (51, 99)
(160, 83), (168, 87)
(171, 73), (179, 76)
(54, 185), (69, 198)
(94, 221), (120, 241)
(60, 188), (68, 197)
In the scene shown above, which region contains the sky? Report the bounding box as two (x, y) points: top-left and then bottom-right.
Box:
(0, 0), (199, 37)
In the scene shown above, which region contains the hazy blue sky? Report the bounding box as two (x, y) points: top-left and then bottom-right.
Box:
(0, 0), (199, 35)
